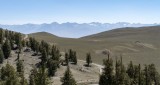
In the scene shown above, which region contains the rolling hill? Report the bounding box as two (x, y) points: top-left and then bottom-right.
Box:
(29, 26), (160, 72)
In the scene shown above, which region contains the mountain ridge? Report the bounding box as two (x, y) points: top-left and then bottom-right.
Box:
(0, 22), (159, 38)
(81, 25), (160, 39)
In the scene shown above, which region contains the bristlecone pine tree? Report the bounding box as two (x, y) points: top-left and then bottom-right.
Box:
(47, 59), (58, 77)
(29, 68), (38, 85)
(35, 65), (50, 85)
(16, 60), (24, 73)
(3, 39), (11, 59)
(86, 53), (92, 67)
(14, 33), (22, 52)
(68, 49), (77, 64)
(61, 66), (77, 85)
(0, 28), (4, 44)
(41, 49), (48, 65)
(72, 52), (77, 65)
(0, 63), (20, 85)
(51, 45), (60, 61)
(65, 53), (69, 66)
(99, 57), (114, 85)
(0, 48), (4, 64)
(20, 73), (28, 85)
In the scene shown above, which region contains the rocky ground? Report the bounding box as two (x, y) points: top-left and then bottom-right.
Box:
(0, 48), (102, 85)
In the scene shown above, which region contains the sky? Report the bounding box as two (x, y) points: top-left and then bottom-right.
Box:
(0, 0), (160, 24)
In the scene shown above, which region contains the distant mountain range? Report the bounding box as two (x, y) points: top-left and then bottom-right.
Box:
(0, 22), (159, 38)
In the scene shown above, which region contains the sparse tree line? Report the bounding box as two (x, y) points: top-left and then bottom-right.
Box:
(99, 56), (160, 85)
(0, 28), (159, 85)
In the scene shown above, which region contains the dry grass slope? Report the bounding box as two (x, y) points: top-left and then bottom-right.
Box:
(29, 26), (160, 72)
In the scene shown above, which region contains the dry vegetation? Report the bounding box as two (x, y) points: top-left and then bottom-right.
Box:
(29, 26), (160, 72)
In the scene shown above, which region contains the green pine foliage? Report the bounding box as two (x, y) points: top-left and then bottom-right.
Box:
(29, 68), (38, 85)
(51, 45), (60, 61)
(0, 48), (4, 64)
(29, 66), (50, 85)
(65, 53), (69, 66)
(99, 56), (160, 85)
(22, 40), (26, 47)
(67, 49), (77, 65)
(16, 60), (24, 73)
(47, 59), (58, 77)
(3, 39), (11, 59)
(41, 49), (48, 65)
(86, 53), (92, 67)
(99, 57), (114, 85)
(35, 65), (50, 85)
(40, 40), (50, 56)
(0, 63), (20, 85)
(0, 28), (4, 44)
(14, 33), (22, 52)
(29, 37), (37, 52)
(61, 66), (77, 85)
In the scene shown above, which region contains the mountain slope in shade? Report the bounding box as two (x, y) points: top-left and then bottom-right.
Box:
(0, 22), (158, 38)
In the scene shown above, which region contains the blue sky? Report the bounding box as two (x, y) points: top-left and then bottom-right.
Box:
(0, 0), (160, 24)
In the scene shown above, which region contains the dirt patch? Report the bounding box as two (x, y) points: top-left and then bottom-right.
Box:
(135, 41), (156, 49)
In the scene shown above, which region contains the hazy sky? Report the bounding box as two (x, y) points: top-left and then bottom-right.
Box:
(0, 0), (160, 24)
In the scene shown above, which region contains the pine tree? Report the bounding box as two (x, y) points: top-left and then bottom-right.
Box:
(15, 33), (22, 52)
(16, 60), (24, 74)
(41, 49), (47, 65)
(118, 56), (130, 85)
(20, 73), (28, 85)
(29, 37), (36, 52)
(48, 59), (58, 77)
(148, 64), (160, 85)
(126, 61), (134, 79)
(35, 65), (50, 85)
(115, 58), (121, 84)
(35, 41), (39, 54)
(61, 66), (77, 85)
(119, 63), (130, 85)
(51, 45), (60, 61)
(69, 49), (74, 62)
(144, 65), (151, 85)
(29, 68), (38, 85)
(138, 64), (142, 85)
(86, 53), (92, 67)
(10, 39), (14, 50)
(26, 41), (30, 47)
(17, 52), (20, 61)
(65, 53), (69, 66)
(22, 40), (26, 47)
(40, 40), (50, 56)
(4, 30), (9, 38)
(72, 52), (77, 65)
(0, 48), (4, 64)
(1, 63), (20, 85)
(99, 57), (114, 85)
(3, 39), (11, 59)
(0, 29), (4, 44)
(29, 74), (35, 85)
